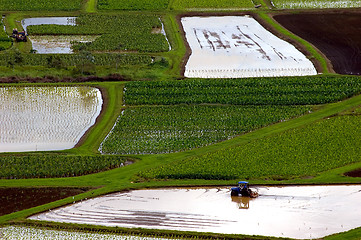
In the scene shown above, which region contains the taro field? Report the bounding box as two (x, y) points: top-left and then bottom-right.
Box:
(101, 75), (361, 154)
(0, 0), (83, 11)
(0, 155), (131, 179)
(124, 76), (361, 106)
(27, 14), (169, 53)
(0, 19), (11, 51)
(97, 0), (169, 10)
(100, 105), (310, 154)
(272, 0), (361, 9)
(140, 111), (361, 180)
(171, 0), (256, 9)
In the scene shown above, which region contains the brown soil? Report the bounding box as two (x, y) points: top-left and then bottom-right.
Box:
(345, 168), (361, 178)
(274, 10), (361, 75)
(0, 187), (89, 216)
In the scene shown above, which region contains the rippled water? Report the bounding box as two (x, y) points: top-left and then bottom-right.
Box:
(0, 86), (102, 152)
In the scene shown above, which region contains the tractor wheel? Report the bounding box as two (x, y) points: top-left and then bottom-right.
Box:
(231, 190), (239, 196)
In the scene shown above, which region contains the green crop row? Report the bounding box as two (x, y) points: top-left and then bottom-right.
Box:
(0, 53), (151, 66)
(96, 0), (256, 10)
(0, 19), (11, 51)
(27, 14), (169, 53)
(124, 76), (361, 106)
(0, 0), (83, 11)
(100, 105), (311, 154)
(0, 154), (131, 179)
(98, 0), (169, 10)
(140, 113), (361, 180)
(171, 0), (255, 9)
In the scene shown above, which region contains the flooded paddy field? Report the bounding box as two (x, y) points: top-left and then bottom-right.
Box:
(30, 185), (361, 239)
(0, 86), (102, 152)
(22, 17), (98, 54)
(0, 187), (89, 216)
(181, 16), (317, 78)
(0, 226), (171, 240)
(30, 35), (99, 54)
(274, 12), (361, 75)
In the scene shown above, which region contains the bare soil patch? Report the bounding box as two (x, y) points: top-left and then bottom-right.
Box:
(345, 168), (361, 178)
(0, 187), (89, 216)
(274, 11), (361, 75)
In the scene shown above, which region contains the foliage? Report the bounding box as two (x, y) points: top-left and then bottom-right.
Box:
(124, 76), (361, 106)
(98, 0), (169, 10)
(0, 53), (151, 66)
(0, 154), (130, 179)
(171, 0), (255, 9)
(272, 0), (361, 9)
(100, 105), (310, 154)
(0, 18), (11, 51)
(0, 0), (82, 10)
(140, 114), (361, 180)
(27, 14), (169, 53)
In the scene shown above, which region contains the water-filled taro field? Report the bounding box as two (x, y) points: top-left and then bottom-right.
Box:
(27, 14), (169, 53)
(100, 105), (310, 154)
(140, 112), (361, 180)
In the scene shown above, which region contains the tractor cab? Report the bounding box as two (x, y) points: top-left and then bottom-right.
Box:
(11, 28), (27, 42)
(231, 181), (258, 198)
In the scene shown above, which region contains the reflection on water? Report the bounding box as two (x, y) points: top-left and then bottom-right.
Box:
(29, 186), (361, 239)
(22, 17), (76, 32)
(0, 86), (102, 152)
(29, 35), (99, 54)
(231, 196), (253, 209)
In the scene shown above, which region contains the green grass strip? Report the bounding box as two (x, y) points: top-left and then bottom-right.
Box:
(84, 0), (97, 13)
(257, 11), (329, 73)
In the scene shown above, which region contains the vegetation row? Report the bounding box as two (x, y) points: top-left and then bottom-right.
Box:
(124, 76), (361, 106)
(140, 111), (361, 180)
(100, 105), (311, 154)
(0, 155), (131, 179)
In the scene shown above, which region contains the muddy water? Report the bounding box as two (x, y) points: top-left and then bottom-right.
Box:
(29, 185), (361, 239)
(0, 86), (102, 152)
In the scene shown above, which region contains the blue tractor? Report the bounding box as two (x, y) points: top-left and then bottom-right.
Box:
(231, 181), (258, 198)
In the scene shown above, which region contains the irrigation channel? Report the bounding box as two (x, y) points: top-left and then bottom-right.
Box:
(29, 185), (361, 239)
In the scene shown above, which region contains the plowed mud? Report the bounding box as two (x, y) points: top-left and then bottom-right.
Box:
(274, 12), (361, 75)
(0, 187), (89, 216)
(345, 168), (361, 177)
